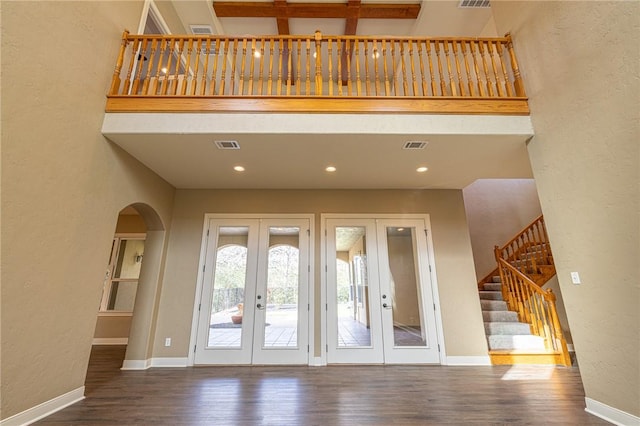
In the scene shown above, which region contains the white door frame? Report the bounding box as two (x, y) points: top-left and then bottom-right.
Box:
(188, 214), (315, 366)
(320, 214), (446, 365)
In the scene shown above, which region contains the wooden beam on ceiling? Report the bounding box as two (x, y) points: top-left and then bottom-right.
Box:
(212, 2), (421, 20)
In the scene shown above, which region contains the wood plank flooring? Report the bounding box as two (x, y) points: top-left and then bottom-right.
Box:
(37, 345), (608, 425)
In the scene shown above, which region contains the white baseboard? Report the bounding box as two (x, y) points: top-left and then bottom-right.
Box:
(309, 357), (325, 366)
(121, 359), (152, 370)
(585, 397), (640, 426)
(92, 338), (128, 345)
(121, 357), (188, 370)
(0, 386), (84, 426)
(446, 356), (492, 366)
(150, 357), (189, 368)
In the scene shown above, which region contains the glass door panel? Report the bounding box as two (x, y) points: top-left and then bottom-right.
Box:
(263, 227), (300, 348)
(377, 219), (440, 364)
(195, 221), (259, 365)
(207, 231), (249, 348)
(326, 220), (383, 364)
(253, 219), (310, 365)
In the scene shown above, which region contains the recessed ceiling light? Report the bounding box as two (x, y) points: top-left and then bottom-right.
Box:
(234, 166), (245, 172)
(325, 166), (337, 172)
(416, 166), (428, 173)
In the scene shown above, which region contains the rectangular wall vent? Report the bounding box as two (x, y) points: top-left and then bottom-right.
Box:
(190, 25), (214, 35)
(215, 140), (240, 149)
(459, 0), (490, 8)
(403, 141), (428, 150)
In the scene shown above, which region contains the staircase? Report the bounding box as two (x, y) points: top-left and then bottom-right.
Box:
(478, 216), (571, 366)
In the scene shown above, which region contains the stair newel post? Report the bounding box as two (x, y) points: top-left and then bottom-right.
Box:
(505, 33), (526, 97)
(546, 290), (570, 365)
(315, 30), (323, 96)
(110, 30), (130, 95)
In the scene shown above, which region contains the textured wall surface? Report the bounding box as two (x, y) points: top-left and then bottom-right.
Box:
(493, 1), (640, 417)
(152, 189), (488, 359)
(1, 1), (176, 419)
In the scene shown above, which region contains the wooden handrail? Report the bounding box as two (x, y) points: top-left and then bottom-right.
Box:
(497, 258), (571, 366)
(107, 31), (528, 103)
(496, 215), (554, 284)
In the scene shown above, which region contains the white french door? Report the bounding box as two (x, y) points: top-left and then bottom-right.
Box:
(326, 217), (441, 364)
(194, 217), (310, 365)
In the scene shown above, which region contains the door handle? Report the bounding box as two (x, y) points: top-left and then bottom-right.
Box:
(257, 303), (265, 310)
(383, 303), (391, 309)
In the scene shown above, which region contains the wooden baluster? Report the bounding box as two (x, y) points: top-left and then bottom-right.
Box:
(462, 41), (474, 96)
(364, 40), (371, 96)
(239, 39), (247, 96)
(205, 40), (214, 95)
(296, 39), (302, 95)
(435, 41), (447, 96)
(109, 30), (129, 95)
(196, 38), (211, 95)
(417, 40), (427, 97)
(219, 39), (229, 95)
(277, 39), (283, 96)
(496, 41), (513, 97)
(305, 38), (311, 95)
(337, 39), (343, 96)
(382, 40), (390, 96)
(267, 38), (275, 95)
(409, 40), (418, 96)
(182, 39), (193, 95)
(488, 41), (504, 97)
(471, 41), (484, 97)
(171, 39), (184, 95)
(425, 40), (436, 96)
(444, 41), (456, 96)
(315, 31), (322, 96)
(141, 39), (156, 95)
(400, 41), (409, 96)
(248, 39), (256, 95)
(479, 41), (494, 96)
(191, 39), (202, 95)
(452, 41), (465, 96)
(161, 38), (175, 95)
(373, 40), (381, 96)
(258, 39), (265, 95)
(210, 39), (224, 95)
(505, 33), (526, 96)
(286, 39), (293, 96)
(131, 38), (147, 95)
(152, 39), (167, 95)
(122, 38), (139, 95)
(328, 38), (334, 96)
(547, 291), (571, 365)
(229, 38), (238, 95)
(345, 39), (352, 96)
(355, 39), (362, 96)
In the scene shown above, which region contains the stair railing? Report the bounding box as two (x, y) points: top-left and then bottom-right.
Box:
(496, 257), (571, 366)
(496, 214), (554, 280)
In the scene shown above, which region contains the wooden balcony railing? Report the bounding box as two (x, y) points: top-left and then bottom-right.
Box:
(497, 257), (571, 366)
(106, 30), (529, 114)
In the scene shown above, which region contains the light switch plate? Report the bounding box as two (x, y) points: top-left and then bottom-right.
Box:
(570, 272), (581, 284)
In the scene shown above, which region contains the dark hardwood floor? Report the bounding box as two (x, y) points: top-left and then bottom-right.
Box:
(37, 345), (608, 425)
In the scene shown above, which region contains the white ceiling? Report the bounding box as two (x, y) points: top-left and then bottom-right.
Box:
(107, 1), (530, 191)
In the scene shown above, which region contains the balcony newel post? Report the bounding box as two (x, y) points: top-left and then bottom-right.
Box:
(315, 30), (322, 96)
(505, 33), (526, 97)
(110, 30), (130, 95)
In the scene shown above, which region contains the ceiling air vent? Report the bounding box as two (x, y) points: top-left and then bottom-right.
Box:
(190, 24), (214, 35)
(403, 141), (428, 150)
(215, 140), (240, 150)
(458, 0), (490, 8)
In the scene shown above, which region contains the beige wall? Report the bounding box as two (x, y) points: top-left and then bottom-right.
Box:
(492, 1), (639, 417)
(1, 1), (176, 420)
(94, 316), (133, 339)
(152, 189), (487, 359)
(463, 179), (542, 279)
